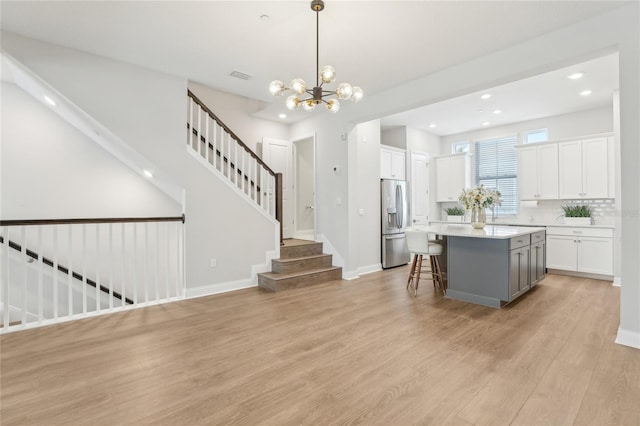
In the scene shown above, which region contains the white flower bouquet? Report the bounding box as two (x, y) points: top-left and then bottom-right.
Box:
(458, 185), (502, 210)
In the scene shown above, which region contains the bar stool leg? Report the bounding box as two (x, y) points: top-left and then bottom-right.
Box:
(433, 255), (445, 294)
(407, 254), (418, 290)
(414, 255), (423, 296)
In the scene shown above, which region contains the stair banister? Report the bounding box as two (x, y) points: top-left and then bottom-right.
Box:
(186, 90), (283, 245)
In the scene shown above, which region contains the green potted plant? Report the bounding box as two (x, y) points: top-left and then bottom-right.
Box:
(561, 204), (593, 225)
(444, 206), (466, 222)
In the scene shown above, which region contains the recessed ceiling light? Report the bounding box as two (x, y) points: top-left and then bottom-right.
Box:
(429, 123), (437, 128)
(477, 109), (484, 113)
(493, 109), (502, 114)
(143, 170), (153, 178)
(278, 113), (287, 119)
(568, 72), (584, 80)
(580, 90), (592, 96)
(482, 122), (490, 126)
(480, 93), (492, 100)
(43, 95), (56, 106)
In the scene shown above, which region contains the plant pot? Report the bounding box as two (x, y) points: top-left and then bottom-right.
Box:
(564, 217), (592, 225)
(447, 215), (465, 223)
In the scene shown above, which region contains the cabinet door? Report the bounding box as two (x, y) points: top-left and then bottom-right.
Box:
(519, 246), (531, 292)
(558, 141), (583, 199)
(531, 241), (546, 285)
(518, 146), (539, 200)
(449, 155), (467, 201)
(509, 249), (521, 300)
(537, 143), (559, 199)
(546, 235), (577, 271)
(582, 137), (609, 198)
(380, 149), (392, 179)
(578, 237), (613, 275)
(391, 151), (406, 180)
(435, 157), (450, 202)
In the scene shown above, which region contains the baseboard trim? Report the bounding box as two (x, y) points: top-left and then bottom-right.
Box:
(342, 269), (360, 280)
(615, 326), (640, 349)
(547, 269), (613, 282)
(612, 276), (621, 287)
(185, 279), (257, 299)
(358, 263), (382, 276)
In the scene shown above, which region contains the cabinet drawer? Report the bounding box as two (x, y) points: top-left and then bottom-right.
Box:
(531, 231), (546, 244)
(546, 227), (613, 238)
(510, 235), (530, 250)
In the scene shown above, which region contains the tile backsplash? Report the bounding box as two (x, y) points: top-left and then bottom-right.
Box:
(519, 199), (616, 225)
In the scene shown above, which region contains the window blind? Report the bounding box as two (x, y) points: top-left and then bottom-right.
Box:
(475, 136), (518, 216)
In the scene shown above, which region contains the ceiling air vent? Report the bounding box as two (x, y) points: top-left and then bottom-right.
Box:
(230, 70), (253, 80)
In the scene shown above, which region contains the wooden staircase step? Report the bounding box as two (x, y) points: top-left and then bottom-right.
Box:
(272, 253), (333, 274)
(258, 266), (342, 292)
(280, 241), (323, 259)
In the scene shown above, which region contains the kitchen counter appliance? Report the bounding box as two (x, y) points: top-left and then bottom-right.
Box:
(381, 179), (411, 268)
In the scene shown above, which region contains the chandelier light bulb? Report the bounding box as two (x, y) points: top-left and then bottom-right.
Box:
(269, 80), (286, 96)
(336, 83), (353, 100)
(286, 95), (300, 110)
(327, 99), (340, 113)
(302, 99), (317, 112)
(319, 65), (336, 83)
(351, 86), (363, 102)
(290, 78), (307, 95)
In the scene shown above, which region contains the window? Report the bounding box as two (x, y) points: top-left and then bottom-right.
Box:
(475, 136), (518, 216)
(452, 141), (470, 154)
(523, 128), (548, 144)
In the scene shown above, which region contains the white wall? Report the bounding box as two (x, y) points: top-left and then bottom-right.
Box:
(188, 81), (289, 153)
(1, 82), (181, 219)
(380, 127), (406, 150)
(1, 32), (279, 294)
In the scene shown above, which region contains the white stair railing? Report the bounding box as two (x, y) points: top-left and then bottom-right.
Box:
(186, 91), (282, 242)
(0, 215), (185, 334)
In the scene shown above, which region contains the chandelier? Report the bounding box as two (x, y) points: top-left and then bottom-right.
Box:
(268, 0), (363, 113)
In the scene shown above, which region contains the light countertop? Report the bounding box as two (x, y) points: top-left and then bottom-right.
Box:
(410, 224), (546, 239)
(430, 220), (615, 229)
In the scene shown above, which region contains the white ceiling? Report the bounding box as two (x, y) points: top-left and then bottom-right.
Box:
(0, 1), (625, 133)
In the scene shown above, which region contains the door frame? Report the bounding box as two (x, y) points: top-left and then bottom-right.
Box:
(292, 133), (317, 241)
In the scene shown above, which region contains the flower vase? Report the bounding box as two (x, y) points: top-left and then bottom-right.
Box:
(470, 207), (486, 229)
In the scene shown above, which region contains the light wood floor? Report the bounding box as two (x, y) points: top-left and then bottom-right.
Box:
(1, 268), (639, 426)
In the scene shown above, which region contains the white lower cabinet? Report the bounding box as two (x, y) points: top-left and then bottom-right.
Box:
(546, 227), (613, 276)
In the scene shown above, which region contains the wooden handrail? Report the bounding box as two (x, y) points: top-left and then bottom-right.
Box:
(0, 215), (185, 227)
(187, 90), (277, 177)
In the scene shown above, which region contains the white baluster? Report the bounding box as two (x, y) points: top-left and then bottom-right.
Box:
(205, 115), (211, 164)
(95, 224), (101, 312)
(133, 223), (138, 305)
(189, 99), (194, 150)
(21, 227), (27, 325)
(121, 223), (126, 308)
(165, 223), (170, 300)
(1, 226), (9, 329)
(108, 223), (113, 310)
(37, 227), (43, 323)
(197, 104), (203, 157)
(67, 225), (73, 317)
(144, 223), (149, 304)
(175, 222), (181, 299)
(82, 224), (87, 314)
(155, 222), (160, 302)
(53, 226), (59, 320)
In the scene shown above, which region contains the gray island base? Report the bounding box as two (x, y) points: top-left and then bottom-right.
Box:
(416, 224), (546, 308)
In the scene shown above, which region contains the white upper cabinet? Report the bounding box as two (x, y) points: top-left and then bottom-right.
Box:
(558, 137), (609, 199)
(518, 143), (558, 200)
(435, 154), (470, 202)
(380, 146), (406, 180)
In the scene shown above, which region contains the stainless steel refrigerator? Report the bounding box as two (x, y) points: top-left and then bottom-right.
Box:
(381, 179), (411, 268)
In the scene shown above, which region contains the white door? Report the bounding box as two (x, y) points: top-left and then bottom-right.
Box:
(411, 151), (429, 225)
(262, 137), (293, 238)
(293, 136), (316, 240)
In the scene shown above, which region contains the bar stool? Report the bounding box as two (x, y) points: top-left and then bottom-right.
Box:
(405, 228), (445, 296)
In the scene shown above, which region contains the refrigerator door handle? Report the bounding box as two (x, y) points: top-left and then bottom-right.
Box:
(385, 234), (405, 240)
(395, 184), (403, 229)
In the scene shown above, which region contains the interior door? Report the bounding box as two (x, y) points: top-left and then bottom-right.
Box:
(411, 151), (429, 225)
(293, 136), (316, 240)
(262, 137), (293, 239)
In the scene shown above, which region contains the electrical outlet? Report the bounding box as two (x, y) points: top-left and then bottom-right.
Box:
(210, 258), (217, 268)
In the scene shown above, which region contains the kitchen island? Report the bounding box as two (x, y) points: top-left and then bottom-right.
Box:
(417, 224), (547, 308)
